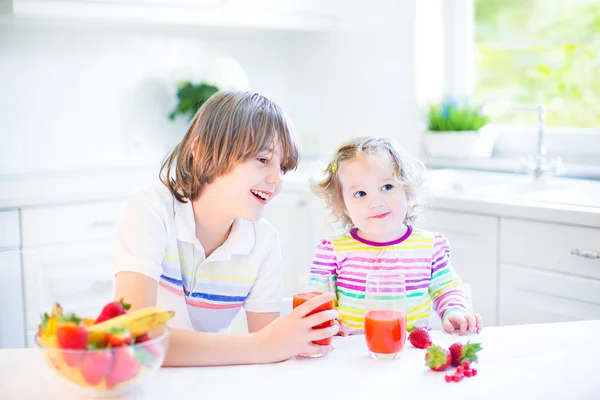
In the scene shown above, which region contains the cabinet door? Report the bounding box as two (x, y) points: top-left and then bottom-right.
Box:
(263, 190), (314, 298)
(417, 209), (499, 325)
(499, 263), (600, 326)
(22, 240), (115, 337)
(0, 210), (20, 249)
(0, 250), (26, 348)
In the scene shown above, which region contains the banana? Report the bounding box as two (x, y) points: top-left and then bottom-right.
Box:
(87, 307), (175, 345)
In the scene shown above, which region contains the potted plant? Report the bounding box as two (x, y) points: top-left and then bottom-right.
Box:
(423, 97), (497, 158)
(169, 58), (249, 121)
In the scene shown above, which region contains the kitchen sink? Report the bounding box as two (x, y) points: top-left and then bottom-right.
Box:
(427, 169), (600, 209)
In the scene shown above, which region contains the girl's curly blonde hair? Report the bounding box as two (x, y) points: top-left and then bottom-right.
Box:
(311, 136), (427, 228)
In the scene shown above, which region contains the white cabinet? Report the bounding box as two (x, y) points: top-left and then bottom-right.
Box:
(17, 200), (126, 347)
(0, 210), (26, 349)
(498, 219), (600, 325)
(6, 0), (341, 30)
(499, 264), (600, 325)
(263, 189), (315, 297)
(0, 250), (26, 348)
(22, 239), (116, 342)
(418, 209), (499, 326)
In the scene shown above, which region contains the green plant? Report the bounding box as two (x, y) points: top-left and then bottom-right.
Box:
(169, 81), (219, 121)
(427, 98), (489, 132)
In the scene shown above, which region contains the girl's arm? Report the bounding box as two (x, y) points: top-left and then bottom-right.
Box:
(429, 233), (481, 333)
(428, 233), (467, 319)
(115, 271), (337, 366)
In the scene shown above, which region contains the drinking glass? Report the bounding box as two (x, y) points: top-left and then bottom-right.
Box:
(364, 271), (407, 360)
(292, 271), (335, 358)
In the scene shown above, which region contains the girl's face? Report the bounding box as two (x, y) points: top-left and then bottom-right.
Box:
(203, 141), (286, 222)
(338, 153), (408, 242)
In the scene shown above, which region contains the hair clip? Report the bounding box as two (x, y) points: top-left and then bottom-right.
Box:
(331, 162), (338, 173)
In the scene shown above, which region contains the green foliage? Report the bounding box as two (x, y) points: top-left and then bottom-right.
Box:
(475, 0), (600, 128)
(427, 97), (489, 132)
(169, 81), (219, 121)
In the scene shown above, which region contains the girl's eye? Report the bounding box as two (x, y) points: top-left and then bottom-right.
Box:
(382, 184), (394, 191)
(258, 158), (269, 164)
(280, 165), (288, 174)
(353, 191), (366, 198)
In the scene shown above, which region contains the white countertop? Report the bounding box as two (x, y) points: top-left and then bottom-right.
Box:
(1, 320), (599, 399)
(0, 167), (313, 210)
(1, 167), (599, 228)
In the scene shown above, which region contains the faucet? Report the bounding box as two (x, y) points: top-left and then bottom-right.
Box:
(512, 104), (564, 181)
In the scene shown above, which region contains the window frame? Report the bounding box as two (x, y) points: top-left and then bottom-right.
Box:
(416, 0), (600, 177)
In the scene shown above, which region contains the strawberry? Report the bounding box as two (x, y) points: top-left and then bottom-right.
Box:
(106, 347), (141, 389)
(449, 342), (463, 367)
(57, 324), (88, 349)
(105, 327), (133, 347)
(56, 321), (88, 367)
(425, 344), (451, 372)
(134, 333), (150, 343)
(449, 341), (483, 367)
(95, 298), (131, 324)
(408, 326), (432, 349)
(81, 348), (113, 386)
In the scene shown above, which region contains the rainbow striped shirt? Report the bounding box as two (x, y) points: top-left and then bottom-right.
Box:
(310, 226), (467, 332)
(115, 183), (283, 333)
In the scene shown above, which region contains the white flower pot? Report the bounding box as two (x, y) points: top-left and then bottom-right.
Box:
(423, 126), (498, 158)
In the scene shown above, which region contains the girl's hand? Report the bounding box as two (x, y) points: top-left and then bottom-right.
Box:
(333, 320), (348, 337)
(442, 313), (483, 335)
(254, 292), (339, 363)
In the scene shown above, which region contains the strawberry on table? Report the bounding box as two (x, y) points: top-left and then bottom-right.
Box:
(95, 298), (131, 323)
(449, 341), (483, 367)
(408, 326), (432, 349)
(81, 348), (113, 386)
(105, 327), (133, 347)
(425, 344), (452, 372)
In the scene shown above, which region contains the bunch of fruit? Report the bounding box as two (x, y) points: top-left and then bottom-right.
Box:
(36, 299), (174, 391)
(408, 326), (483, 383)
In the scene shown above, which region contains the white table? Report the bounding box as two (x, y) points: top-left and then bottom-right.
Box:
(2, 320), (600, 399)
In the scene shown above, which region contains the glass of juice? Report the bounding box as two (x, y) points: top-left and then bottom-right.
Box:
(292, 271), (335, 358)
(364, 271), (407, 360)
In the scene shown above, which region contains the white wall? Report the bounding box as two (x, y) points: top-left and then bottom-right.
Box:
(287, 0), (420, 159)
(0, 21), (294, 175)
(0, 1), (420, 176)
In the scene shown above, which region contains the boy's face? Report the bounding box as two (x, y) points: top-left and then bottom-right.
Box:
(205, 141), (285, 222)
(338, 153), (409, 242)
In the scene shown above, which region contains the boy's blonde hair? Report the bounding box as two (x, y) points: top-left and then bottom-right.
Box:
(160, 90), (300, 202)
(311, 136), (427, 228)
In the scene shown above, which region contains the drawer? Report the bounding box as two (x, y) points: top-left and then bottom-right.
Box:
(499, 263), (600, 326)
(21, 200), (126, 248)
(0, 209), (20, 249)
(500, 218), (600, 280)
(23, 239), (115, 331)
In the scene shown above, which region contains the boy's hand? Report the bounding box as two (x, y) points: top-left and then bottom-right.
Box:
(442, 313), (483, 335)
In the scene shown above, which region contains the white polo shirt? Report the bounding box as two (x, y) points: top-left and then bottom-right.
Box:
(114, 183), (283, 333)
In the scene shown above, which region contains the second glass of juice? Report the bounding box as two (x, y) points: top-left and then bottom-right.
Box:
(292, 271), (335, 358)
(364, 271), (407, 360)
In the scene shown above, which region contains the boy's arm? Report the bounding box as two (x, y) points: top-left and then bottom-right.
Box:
(428, 233), (468, 321)
(244, 231), (284, 333)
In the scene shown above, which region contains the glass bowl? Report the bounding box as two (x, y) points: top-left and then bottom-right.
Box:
(36, 325), (170, 398)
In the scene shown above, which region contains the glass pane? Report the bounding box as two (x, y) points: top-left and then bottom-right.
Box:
(475, 0), (600, 128)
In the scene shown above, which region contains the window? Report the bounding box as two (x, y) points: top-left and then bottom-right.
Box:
(475, 0), (600, 128)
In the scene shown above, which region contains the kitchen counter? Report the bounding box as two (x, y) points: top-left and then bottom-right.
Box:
(426, 169), (600, 228)
(0, 167), (314, 210)
(1, 320), (599, 399)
